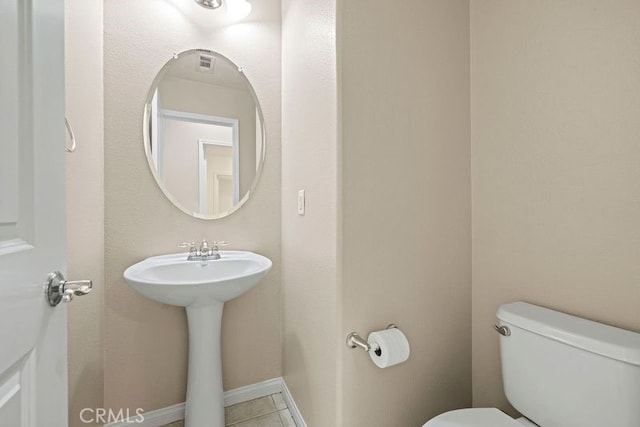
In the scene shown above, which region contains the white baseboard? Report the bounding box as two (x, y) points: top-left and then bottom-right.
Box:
(103, 401), (184, 427)
(224, 377), (283, 407)
(280, 379), (307, 427)
(104, 377), (305, 427)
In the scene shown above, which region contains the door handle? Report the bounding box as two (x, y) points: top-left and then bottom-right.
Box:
(46, 271), (92, 306)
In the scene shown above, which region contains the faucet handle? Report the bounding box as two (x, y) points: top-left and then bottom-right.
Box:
(211, 241), (228, 251)
(178, 241), (197, 252)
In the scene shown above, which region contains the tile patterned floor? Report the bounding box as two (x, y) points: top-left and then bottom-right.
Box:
(164, 393), (296, 427)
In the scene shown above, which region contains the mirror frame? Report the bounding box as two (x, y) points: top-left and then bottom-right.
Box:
(142, 49), (266, 220)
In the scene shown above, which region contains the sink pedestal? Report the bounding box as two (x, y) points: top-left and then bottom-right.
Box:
(185, 302), (225, 427)
(123, 251), (272, 427)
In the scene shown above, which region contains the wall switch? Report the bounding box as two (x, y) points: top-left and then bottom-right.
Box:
(297, 190), (305, 215)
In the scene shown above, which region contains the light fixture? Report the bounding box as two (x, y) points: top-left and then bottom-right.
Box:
(194, 0), (222, 9)
(194, 0), (252, 19)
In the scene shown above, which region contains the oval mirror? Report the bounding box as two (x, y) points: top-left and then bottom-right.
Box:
(143, 49), (265, 219)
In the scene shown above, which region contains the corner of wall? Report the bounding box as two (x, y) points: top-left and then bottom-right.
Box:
(65, 0), (105, 425)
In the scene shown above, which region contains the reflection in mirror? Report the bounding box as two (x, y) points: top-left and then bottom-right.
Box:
(144, 49), (265, 219)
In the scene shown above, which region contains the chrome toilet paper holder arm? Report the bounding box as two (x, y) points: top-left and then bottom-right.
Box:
(346, 324), (397, 352)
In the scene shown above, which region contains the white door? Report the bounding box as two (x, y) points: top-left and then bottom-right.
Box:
(0, 0), (76, 426)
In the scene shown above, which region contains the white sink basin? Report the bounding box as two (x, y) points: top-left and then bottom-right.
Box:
(123, 250), (271, 427)
(124, 251), (272, 306)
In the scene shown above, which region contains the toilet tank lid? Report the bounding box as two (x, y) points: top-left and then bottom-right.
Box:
(497, 302), (640, 366)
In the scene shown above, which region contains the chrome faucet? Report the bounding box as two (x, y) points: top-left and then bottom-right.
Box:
(179, 241), (198, 260)
(179, 238), (228, 261)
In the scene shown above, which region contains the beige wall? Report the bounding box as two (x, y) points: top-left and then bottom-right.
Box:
(65, 1), (104, 426)
(471, 0), (640, 414)
(340, 1), (472, 425)
(281, 0), (341, 425)
(67, 2), (640, 424)
(104, 0), (281, 413)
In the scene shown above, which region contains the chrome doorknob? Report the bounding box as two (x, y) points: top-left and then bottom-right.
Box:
(46, 271), (93, 306)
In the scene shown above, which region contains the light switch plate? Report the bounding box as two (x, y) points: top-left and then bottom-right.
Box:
(297, 190), (305, 215)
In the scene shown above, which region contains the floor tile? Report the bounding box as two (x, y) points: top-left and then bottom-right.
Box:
(278, 409), (296, 427)
(225, 396), (277, 425)
(162, 393), (295, 427)
(271, 393), (287, 411)
(231, 412), (283, 427)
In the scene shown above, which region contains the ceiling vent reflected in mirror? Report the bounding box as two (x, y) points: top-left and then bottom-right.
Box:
(194, 0), (222, 9)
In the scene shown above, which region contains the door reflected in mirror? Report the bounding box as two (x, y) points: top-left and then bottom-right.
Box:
(144, 49), (265, 219)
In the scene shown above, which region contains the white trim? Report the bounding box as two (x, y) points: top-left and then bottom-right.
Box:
(199, 138), (232, 148)
(104, 378), (306, 427)
(104, 402), (185, 427)
(198, 140), (205, 215)
(231, 127), (239, 204)
(198, 138), (237, 215)
(158, 108), (241, 216)
(280, 379), (307, 427)
(0, 238), (32, 256)
(0, 371), (20, 409)
(198, 139), (208, 215)
(223, 377), (283, 407)
(159, 109), (239, 132)
(150, 89), (160, 173)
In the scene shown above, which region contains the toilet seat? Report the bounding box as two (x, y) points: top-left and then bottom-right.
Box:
(423, 408), (522, 427)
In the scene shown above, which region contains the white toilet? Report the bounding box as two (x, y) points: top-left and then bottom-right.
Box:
(424, 301), (640, 427)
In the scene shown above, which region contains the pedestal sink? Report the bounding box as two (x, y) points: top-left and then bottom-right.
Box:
(123, 251), (272, 427)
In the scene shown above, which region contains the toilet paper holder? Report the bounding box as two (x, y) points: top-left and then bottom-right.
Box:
(346, 324), (397, 352)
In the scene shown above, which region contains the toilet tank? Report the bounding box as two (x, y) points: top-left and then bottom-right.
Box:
(496, 302), (640, 427)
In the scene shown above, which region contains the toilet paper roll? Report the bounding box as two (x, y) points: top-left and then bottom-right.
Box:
(367, 328), (410, 369)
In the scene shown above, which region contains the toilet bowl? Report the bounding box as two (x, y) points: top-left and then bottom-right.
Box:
(423, 302), (640, 427)
(423, 408), (536, 427)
